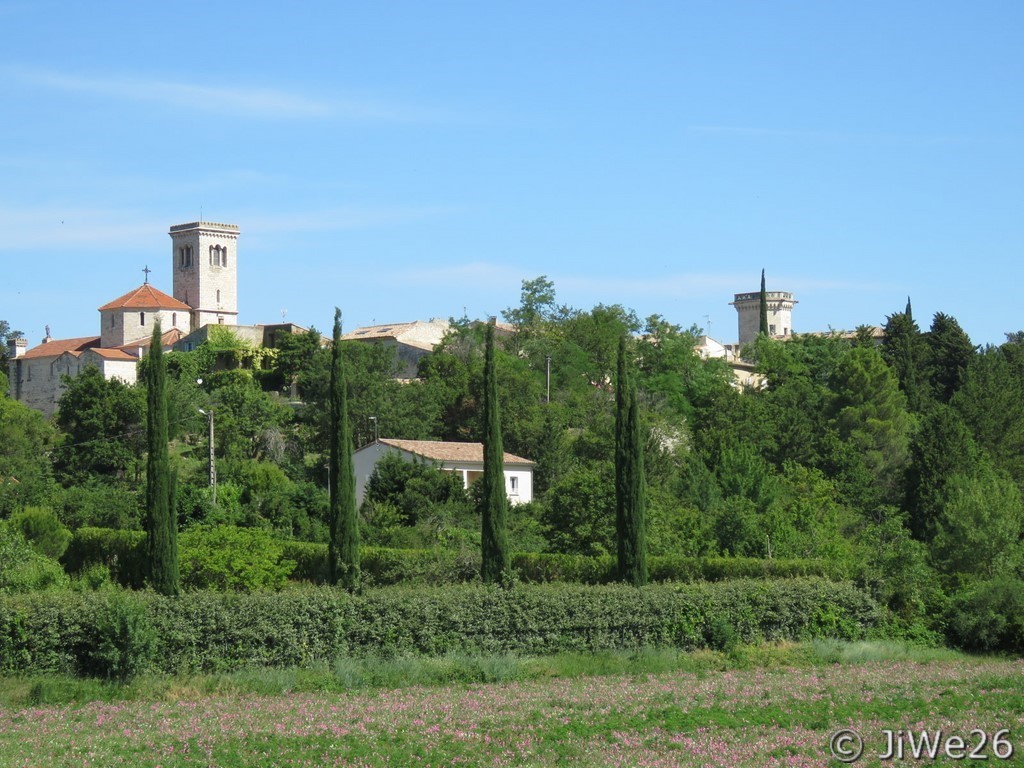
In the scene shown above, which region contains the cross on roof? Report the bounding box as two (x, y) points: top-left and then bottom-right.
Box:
(142, 265), (151, 284)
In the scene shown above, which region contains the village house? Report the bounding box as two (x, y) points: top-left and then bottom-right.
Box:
(353, 438), (535, 507)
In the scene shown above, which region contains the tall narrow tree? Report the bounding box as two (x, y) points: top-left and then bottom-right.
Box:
(882, 299), (924, 412)
(615, 334), (648, 585)
(145, 320), (179, 595)
(614, 335), (629, 576)
(480, 318), (510, 583)
(759, 269), (769, 337)
(328, 308), (360, 590)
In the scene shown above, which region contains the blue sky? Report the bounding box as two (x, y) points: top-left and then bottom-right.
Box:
(2, 1), (1022, 347)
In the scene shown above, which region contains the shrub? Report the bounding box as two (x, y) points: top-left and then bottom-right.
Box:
(78, 590), (156, 682)
(9, 507), (72, 559)
(0, 579), (881, 676)
(61, 527), (147, 588)
(945, 578), (1024, 653)
(179, 526), (296, 591)
(0, 522), (68, 593)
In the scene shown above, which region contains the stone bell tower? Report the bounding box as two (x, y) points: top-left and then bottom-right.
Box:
(169, 221), (240, 329)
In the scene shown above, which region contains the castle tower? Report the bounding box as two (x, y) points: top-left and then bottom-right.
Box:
(169, 221), (240, 329)
(730, 288), (797, 347)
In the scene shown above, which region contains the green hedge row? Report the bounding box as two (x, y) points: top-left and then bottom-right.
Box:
(0, 579), (880, 676)
(62, 527), (836, 588)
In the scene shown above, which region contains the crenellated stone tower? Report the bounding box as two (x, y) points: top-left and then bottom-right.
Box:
(730, 288), (797, 347)
(169, 221), (240, 328)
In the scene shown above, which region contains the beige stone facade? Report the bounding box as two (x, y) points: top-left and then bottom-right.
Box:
(730, 290), (797, 347)
(170, 222), (239, 329)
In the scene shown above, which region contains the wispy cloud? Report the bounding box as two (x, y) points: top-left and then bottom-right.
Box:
(246, 205), (461, 235)
(0, 208), (167, 249)
(687, 125), (957, 144)
(0, 203), (460, 250)
(7, 67), (429, 121)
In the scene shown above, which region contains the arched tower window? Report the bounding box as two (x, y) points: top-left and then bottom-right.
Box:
(140, 312), (146, 326)
(172, 313), (177, 327)
(216, 289), (221, 304)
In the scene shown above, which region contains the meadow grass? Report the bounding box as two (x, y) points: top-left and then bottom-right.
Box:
(0, 642), (1020, 767)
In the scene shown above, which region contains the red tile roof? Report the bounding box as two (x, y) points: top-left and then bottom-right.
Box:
(86, 348), (139, 361)
(376, 438), (534, 466)
(98, 284), (191, 311)
(21, 336), (101, 360)
(116, 328), (186, 352)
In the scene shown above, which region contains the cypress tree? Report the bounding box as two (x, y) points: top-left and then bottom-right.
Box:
(882, 300), (924, 412)
(480, 318), (510, 583)
(759, 269), (769, 337)
(145, 320), (179, 595)
(328, 308), (360, 590)
(614, 334), (629, 577)
(615, 334), (648, 585)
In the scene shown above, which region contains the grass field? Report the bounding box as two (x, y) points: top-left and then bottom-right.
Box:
(0, 643), (1021, 767)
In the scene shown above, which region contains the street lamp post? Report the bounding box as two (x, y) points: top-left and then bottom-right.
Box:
(198, 408), (217, 506)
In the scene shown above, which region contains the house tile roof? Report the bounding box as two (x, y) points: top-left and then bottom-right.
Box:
(98, 284), (191, 312)
(116, 328), (186, 352)
(21, 336), (101, 359)
(86, 348), (139, 361)
(377, 438), (534, 466)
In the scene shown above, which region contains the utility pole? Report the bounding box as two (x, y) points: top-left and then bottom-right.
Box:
(199, 408), (217, 506)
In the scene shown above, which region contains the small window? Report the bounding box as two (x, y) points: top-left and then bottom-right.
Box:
(216, 289), (221, 304)
(140, 312), (146, 326)
(769, 324), (776, 335)
(109, 315), (114, 329)
(509, 476), (519, 494)
(218, 317), (224, 325)
(172, 313), (177, 327)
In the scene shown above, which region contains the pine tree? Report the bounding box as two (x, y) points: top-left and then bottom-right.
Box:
(480, 319), (510, 583)
(328, 308), (360, 590)
(759, 269), (769, 337)
(614, 334), (647, 585)
(145, 320), (179, 595)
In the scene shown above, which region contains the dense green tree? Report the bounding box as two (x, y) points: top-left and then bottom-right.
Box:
(0, 397), (56, 516)
(931, 470), (1024, 584)
(53, 367), (144, 484)
(881, 299), (925, 412)
(542, 463), (615, 556)
(904, 404), (986, 542)
(502, 275), (560, 352)
(327, 308), (359, 591)
(145, 321), (179, 596)
(828, 346), (911, 506)
(924, 312), (975, 404)
(480, 320), (510, 583)
(952, 346), (1024, 486)
(364, 452), (469, 525)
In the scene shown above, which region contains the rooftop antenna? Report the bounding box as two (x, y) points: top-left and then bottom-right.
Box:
(704, 315), (712, 337)
(281, 309), (288, 321)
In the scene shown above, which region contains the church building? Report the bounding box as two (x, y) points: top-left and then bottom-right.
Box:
(6, 221), (240, 416)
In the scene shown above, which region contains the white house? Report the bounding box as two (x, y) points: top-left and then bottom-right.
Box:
(353, 438), (535, 507)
